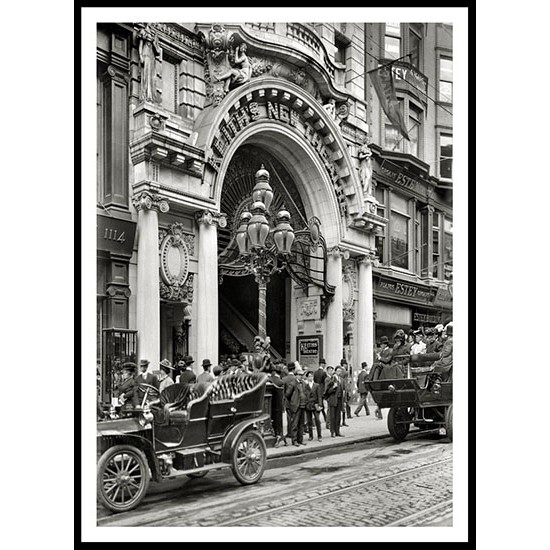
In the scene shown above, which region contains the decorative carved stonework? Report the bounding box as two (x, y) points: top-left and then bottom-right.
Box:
(195, 209), (228, 228)
(342, 264), (356, 309)
(136, 23), (162, 104)
(196, 24), (236, 106)
(158, 223), (193, 302)
(328, 245), (350, 260)
(160, 273), (194, 303)
(297, 296), (321, 321)
(132, 191), (170, 213)
(106, 284), (131, 298)
(357, 249), (378, 267)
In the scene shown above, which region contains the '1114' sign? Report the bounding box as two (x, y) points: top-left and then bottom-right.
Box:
(103, 227), (126, 244)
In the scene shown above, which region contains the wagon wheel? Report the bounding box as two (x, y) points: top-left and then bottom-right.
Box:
(231, 430), (267, 485)
(97, 445), (150, 513)
(445, 405), (453, 441)
(387, 407), (411, 441)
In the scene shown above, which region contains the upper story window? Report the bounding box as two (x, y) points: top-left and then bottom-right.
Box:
(440, 134), (453, 180)
(390, 192), (410, 270)
(160, 53), (180, 114)
(409, 24), (423, 69)
(385, 23), (401, 59)
(443, 218), (453, 281)
(383, 98), (424, 158)
(383, 23), (424, 70)
(439, 56), (453, 103)
(334, 30), (350, 65)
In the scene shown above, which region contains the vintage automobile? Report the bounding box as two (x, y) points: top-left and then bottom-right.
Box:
(97, 371), (270, 513)
(367, 353), (452, 442)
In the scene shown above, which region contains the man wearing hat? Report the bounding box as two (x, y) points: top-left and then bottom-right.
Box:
(353, 361), (371, 417)
(197, 359), (214, 385)
(431, 322), (453, 382)
(286, 365), (308, 447)
(135, 359), (159, 389)
(157, 359), (175, 393)
(410, 330), (427, 356)
(177, 356), (197, 385)
(117, 362), (139, 408)
(368, 336), (392, 420)
(313, 359), (328, 427)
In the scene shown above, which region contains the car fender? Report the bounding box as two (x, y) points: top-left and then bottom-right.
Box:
(97, 431), (162, 482)
(220, 413), (270, 463)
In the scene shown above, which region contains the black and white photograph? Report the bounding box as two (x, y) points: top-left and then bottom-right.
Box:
(80, 5), (470, 544)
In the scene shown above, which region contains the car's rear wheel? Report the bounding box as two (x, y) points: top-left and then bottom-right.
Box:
(97, 444), (150, 513)
(231, 430), (266, 485)
(388, 407), (411, 441)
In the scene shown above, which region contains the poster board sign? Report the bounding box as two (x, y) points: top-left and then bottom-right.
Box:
(296, 335), (323, 370)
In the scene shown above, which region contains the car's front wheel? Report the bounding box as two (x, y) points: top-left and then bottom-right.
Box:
(231, 430), (266, 485)
(97, 444), (150, 513)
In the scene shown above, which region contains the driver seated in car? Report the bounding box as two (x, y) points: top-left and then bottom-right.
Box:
(117, 362), (140, 408)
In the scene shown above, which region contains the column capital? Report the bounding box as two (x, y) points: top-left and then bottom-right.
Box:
(195, 209), (228, 228)
(421, 204), (435, 214)
(132, 191), (170, 213)
(356, 249), (378, 266)
(328, 245), (350, 260)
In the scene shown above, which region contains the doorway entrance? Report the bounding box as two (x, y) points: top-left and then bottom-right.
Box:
(217, 144), (306, 361)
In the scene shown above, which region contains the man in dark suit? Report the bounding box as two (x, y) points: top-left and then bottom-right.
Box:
(304, 370), (324, 441)
(354, 361), (371, 417)
(117, 362), (139, 408)
(324, 365), (344, 437)
(313, 358), (328, 427)
(282, 362), (298, 442)
(135, 359), (159, 389)
(177, 356), (197, 385)
(287, 366), (308, 446)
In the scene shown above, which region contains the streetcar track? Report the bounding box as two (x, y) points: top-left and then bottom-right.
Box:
(98, 443), (452, 527)
(215, 457), (452, 527)
(386, 499), (453, 526)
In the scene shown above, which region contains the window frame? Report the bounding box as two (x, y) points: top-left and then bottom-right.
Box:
(389, 191), (412, 271)
(438, 53), (453, 104)
(382, 95), (424, 159)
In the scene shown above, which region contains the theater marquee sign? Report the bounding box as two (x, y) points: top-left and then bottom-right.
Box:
(205, 86), (357, 217)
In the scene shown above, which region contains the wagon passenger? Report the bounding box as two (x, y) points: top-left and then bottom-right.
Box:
(431, 323), (453, 382)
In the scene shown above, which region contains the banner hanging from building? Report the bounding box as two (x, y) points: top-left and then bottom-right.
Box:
(370, 64), (410, 141)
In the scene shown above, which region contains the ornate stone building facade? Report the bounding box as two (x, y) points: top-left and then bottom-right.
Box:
(96, 22), (452, 397)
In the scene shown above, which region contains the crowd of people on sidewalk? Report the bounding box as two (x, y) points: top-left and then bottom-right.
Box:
(103, 323), (452, 433)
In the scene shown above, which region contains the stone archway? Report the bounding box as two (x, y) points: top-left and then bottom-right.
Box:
(192, 78), (363, 364)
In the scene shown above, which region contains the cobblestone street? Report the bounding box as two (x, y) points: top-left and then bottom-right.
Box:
(98, 434), (452, 528)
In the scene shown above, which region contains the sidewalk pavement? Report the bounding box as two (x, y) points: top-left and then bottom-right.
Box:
(266, 401), (390, 460)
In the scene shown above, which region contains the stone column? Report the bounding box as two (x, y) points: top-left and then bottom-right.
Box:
(132, 191), (169, 371)
(357, 251), (376, 368)
(195, 210), (227, 372)
(325, 246), (346, 367)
